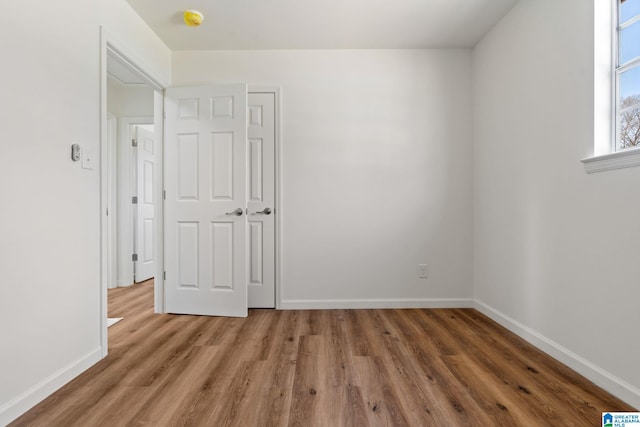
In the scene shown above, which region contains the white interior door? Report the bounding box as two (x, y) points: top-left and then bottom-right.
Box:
(164, 84), (248, 317)
(247, 92), (276, 308)
(134, 125), (156, 282)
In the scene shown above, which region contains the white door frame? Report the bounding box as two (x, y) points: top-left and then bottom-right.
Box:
(106, 113), (118, 290)
(100, 27), (167, 357)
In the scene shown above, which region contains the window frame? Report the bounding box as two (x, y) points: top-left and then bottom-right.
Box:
(583, 0), (640, 173)
(614, 0), (640, 152)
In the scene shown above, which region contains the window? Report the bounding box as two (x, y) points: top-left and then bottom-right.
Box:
(582, 0), (640, 172)
(616, 0), (640, 150)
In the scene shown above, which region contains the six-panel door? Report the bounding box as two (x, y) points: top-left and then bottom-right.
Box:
(164, 84), (248, 317)
(247, 92), (276, 308)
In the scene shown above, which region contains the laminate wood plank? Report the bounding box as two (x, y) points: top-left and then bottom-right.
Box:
(160, 316), (270, 426)
(325, 310), (358, 387)
(449, 308), (635, 421)
(351, 356), (412, 426)
(449, 352), (558, 426)
(322, 311), (368, 425)
(288, 334), (324, 427)
(108, 280), (153, 318)
(431, 310), (574, 420)
(10, 281), (636, 427)
(396, 309), (519, 425)
(125, 315), (212, 387)
(108, 303), (178, 350)
(241, 309), (280, 362)
(352, 311), (437, 426)
(412, 309), (553, 423)
(186, 313), (287, 426)
(451, 308), (631, 406)
(332, 383), (369, 427)
(90, 315), (188, 387)
(71, 385), (156, 427)
(250, 310), (301, 427)
(344, 310), (373, 356)
(200, 315), (244, 347)
(298, 310), (330, 337)
(216, 361), (270, 427)
(375, 309), (493, 427)
(288, 329), (367, 427)
(122, 346), (220, 426)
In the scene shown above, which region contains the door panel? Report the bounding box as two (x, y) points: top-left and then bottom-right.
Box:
(247, 92), (276, 308)
(165, 84), (248, 317)
(135, 125), (156, 282)
(211, 222), (234, 288)
(249, 222), (263, 285)
(177, 134), (199, 199)
(177, 222), (198, 287)
(211, 132), (234, 199)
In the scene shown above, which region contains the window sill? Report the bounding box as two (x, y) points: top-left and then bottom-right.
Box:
(581, 148), (640, 173)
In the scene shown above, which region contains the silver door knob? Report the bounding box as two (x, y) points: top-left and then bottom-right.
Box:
(254, 207), (272, 215)
(225, 208), (243, 216)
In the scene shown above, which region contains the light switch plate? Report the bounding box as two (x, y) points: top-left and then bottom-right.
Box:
(418, 264), (429, 278)
(82, 148), (94, 170)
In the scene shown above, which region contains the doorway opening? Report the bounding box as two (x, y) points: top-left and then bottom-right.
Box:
(106, 72), (155, 289)
(100, 32), (281, 354)
(105, 57), (157, 330)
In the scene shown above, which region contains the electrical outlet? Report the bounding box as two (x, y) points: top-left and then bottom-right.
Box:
(419, 264), (429, 278)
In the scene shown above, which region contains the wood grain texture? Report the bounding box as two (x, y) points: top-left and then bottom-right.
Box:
(10, 281), (635, 426)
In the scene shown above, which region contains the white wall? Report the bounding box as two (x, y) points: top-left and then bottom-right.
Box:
(107, 80), (155, 117)
(473, 0), (640, 407)
(173, 50), (474, 307)
(0, 1), (170, 423)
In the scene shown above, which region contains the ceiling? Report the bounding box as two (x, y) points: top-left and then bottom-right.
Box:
(126, 0), (518, 51)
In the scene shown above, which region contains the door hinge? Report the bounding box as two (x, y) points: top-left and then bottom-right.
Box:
(163, 190), (166, 200)
(132, 196), (138, 204)
(132, 138), (138, 147)
(163, 271), (166, 280)
(132, 253), (138, 262)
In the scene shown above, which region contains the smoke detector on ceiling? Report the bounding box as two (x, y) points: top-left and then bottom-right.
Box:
(184, 10), (204, 27)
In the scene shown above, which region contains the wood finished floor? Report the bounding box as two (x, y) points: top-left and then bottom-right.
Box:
(11, 281), (635, 426)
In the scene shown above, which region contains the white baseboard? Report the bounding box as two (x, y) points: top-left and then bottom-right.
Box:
(278, 298), (474, 310)
(474, 299), (640, 409)
(0, 347), (103, 426)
